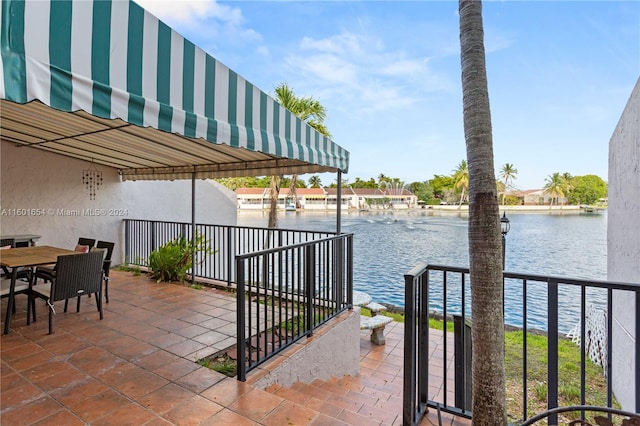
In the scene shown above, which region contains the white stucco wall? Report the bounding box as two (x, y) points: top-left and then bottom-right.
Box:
(0, 140), (237, 265)
(608, 78), (640, 412)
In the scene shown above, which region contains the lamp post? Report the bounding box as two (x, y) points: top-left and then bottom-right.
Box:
(500, 212), (510, 269)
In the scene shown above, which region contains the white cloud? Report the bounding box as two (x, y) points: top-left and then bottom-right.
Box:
(289, 53), (359, 85)
(135, 0), (264, 61)
(283, 31), (450, 116)
(136, 0), (241, 26)
(300, 33), (366, 57)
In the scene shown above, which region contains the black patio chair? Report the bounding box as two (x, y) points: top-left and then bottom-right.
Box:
(27, 251), (104, 334)
(95, 241), (115, 303)
(69, 243), (112, 311)
(520, 405), (640, 425)
(33, 237), (97, 284)
(1, 238), (14, 277)
(1, 238), (35, 318)
(1, 276), (36, 321)
(0, 238), (30, 277)
(76, 237), (96, 251)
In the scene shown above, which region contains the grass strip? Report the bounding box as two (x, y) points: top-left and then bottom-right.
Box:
(360, 306), (617, 423)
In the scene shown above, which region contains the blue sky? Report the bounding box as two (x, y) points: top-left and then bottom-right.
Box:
(137, 0), (639, 190)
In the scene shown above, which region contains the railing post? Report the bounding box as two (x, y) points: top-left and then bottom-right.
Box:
(454, 315), (472, 411)
(236, 257), (247, 381)
(124, 219), (130, 264)
(335, 237), (343, 309)
(347, 235), (353, 308)
(418, 268), (429, 411)
(305, 244), (315, 336)
(403, 269), (417, 426)
(227, 226), (233, 287)
(150, 221), (157, 252)
(547, 279), (559, 425)
(404, 262), (430, 426)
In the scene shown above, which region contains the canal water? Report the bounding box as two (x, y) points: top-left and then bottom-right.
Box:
(237, 209), (607, 331)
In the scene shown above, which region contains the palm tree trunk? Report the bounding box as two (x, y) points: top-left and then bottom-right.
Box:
(268, 175), (281, 229)
(459, 0), (507, 423)
(290, 174), (298, 207)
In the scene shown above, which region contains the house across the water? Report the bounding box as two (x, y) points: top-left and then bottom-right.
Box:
(235, 187), (418, 210)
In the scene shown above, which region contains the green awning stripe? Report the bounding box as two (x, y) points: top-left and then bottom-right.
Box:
(182, 40), (196, 137)
(155, 20), (171, 132)
(184, 111), (197, 138)
(206, 116), (218, 142)
(204, 55), (215, 119)
(227, 70), (237, 122)
(126, 3), (143, 96)
(127, 93), (144, 127)
(156, 22), (171, 105)
(1, 0), (26, 102)
(49, 1), (72, 111)
(126, 2), (144, 124)
(272, 99), (282, 157)
(156, 104), (171, 133)
(182, 40), (194, 112)
(244, 80), (255, 151)
(228, 69), (238, 147)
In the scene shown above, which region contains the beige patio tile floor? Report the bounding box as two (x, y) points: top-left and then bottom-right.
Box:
(1, 270), (469, 425)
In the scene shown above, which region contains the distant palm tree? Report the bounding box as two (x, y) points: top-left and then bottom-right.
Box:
(544, 172), (566, 205)
(308, 175), (322, 188)
(499, 163), (518, 205)
(562, 172), (574, 197)
(269, 83), (331, 227)
(453, 159), (469, 207)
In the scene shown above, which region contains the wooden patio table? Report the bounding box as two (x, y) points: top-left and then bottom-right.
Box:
(1, 245), (76, 334)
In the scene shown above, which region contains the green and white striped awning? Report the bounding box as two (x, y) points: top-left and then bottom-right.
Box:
(0, 0), (349, 181)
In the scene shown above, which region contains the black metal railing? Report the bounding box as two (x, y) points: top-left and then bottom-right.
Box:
(403, 262), (640, 426)
(235, 233), (354, 381)
(123, 219), (335, 285)
(123, 219), (353, 380)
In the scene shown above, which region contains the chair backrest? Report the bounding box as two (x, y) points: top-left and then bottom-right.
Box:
(50, 251), (104, 303)
(95, 241), (115, 264)
(1, 238), (15, 248)
(77, 238), (96, 248)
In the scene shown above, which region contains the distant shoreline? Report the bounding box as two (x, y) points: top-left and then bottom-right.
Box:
(238, 205), (607, 216)
(422, 204), (606, 214)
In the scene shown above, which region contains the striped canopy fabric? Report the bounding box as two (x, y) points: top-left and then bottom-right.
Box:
(0, 0), (349, 180)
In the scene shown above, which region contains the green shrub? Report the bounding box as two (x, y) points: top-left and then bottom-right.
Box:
(148, 233), (216, 283)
